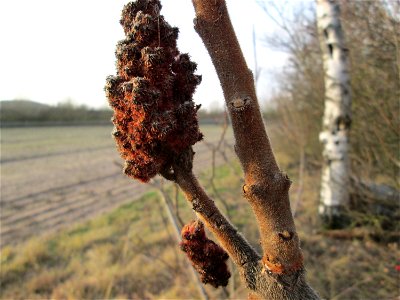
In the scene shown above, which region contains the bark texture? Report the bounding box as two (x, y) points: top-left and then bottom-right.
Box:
(183, 0), (320, 298)
(316, 0), (352, 225)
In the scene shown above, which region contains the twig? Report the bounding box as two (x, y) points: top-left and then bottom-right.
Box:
(203, 113), (234, 218)
(150, 179), (210, 300)
(292, 146), (305, 217)
(174, 183), (185, 228)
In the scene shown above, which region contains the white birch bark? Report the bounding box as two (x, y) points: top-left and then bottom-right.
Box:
(316, 0), (351, 222)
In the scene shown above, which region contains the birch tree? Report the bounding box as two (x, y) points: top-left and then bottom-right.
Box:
(316, 0), (352, 227)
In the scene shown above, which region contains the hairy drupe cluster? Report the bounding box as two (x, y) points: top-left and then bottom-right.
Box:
(105, 0), (203, 182)
(180, 220), (231, 288)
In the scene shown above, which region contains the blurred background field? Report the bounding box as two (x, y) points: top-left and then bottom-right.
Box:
(1, 120), (399, 299)
(0, 122), (234, 248)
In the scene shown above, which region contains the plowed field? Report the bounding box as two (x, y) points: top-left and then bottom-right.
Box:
(0, 125), (234, 247)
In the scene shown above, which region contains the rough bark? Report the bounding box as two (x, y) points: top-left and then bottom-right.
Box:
(171, 0), (320, 298)
(173, 151), (318, 299)
(316, 0), (352, 226)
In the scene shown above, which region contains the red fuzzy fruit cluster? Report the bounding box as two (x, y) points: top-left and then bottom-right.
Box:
(180, 220), (231, 288)
(105, 0), (203, 182)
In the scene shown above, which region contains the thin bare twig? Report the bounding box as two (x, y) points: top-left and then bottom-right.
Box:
(203, 111), (234, 218)
(174, 183), (185, 227)
(292, 146), (305, 217)
(150, 179), (210, 300)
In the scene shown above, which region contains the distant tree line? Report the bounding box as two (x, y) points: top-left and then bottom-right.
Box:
(0, 100), (112, 126)
(0, 99), (227, 126)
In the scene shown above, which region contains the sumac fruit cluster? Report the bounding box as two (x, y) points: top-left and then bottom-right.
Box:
(180, 220), (231, 288)
(105, 0), (202, 182)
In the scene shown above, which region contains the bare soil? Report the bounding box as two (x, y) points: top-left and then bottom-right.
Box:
(0, 125), (233, 247)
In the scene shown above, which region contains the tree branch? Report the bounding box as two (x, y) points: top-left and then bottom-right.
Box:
(192, 1), (279, 180)
(172, 149), (260, 267)
(191, 0), (302, 275)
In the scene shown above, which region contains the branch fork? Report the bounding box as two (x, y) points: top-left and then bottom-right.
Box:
(107, 0), (320, 298)
(167, 0), (320, 298)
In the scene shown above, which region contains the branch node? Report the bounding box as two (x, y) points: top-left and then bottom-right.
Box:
(242, 184), (250, 194)
(278, 230), (294, 242)
(215, 217), (223, 228)
(191, 197), (201, 211)
(230, 96), (251, 111)
(274, 172), (292, 190)
(242, 184), (265, 203)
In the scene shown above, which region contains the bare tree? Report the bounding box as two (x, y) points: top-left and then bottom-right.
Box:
(316, 0), (352, 227)
(258, 0), (399, 229)
(106, 0), (319, 298)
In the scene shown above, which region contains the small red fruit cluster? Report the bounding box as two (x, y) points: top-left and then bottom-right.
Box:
(180, 220), (231, 288)
(105, 0), (203, 182)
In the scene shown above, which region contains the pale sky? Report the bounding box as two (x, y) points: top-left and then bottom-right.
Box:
(0, 0), (291, 110)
